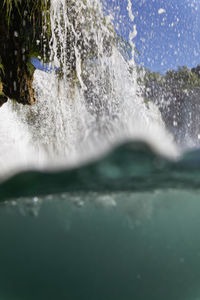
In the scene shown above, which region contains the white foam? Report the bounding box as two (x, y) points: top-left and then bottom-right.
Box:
(158, 8), (166, 14)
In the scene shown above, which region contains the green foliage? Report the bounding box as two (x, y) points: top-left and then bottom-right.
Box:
(139, 65), (200, 92)
(137, 67), (164, 89)
(2, 0), (50, 31)
(0, 58), (4, 76)
(165, 66), (200, 90)
(3, 0), (21, 24)
(26, 61), (36, 77)
(137, 64), (200, 108)
(0, 89), (6, 98)
(0, 57), (5, 88)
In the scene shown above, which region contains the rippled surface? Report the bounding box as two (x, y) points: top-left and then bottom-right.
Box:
(1, 141), (200, 202)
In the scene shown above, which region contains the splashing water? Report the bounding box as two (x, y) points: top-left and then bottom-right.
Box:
(0, 0), (178, 179)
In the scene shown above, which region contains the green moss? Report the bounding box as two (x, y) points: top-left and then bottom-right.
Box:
(26, 61), (36, 77)
(0, 57), (4, 76)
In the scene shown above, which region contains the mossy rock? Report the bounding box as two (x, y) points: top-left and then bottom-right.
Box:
(0, 0), (50, 105)
(0, 81), (7, 106)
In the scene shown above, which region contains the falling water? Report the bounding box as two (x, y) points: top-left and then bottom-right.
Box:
(0, 0), (178, 178)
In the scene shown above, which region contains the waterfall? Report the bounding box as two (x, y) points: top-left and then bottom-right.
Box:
(0, 0), (178, 178)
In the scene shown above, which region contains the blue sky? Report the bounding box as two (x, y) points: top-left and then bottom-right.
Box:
(103, 0), (200, 73)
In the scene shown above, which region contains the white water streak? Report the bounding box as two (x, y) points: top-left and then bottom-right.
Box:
(127, 0), (134, 22)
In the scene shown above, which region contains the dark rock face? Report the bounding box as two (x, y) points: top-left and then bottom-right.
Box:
(0, 1), (46, 105)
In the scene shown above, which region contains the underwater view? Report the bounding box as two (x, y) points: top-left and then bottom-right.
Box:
(1, 0), (200, 299)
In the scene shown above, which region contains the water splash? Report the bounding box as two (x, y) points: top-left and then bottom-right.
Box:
(0, 0), (178, 179)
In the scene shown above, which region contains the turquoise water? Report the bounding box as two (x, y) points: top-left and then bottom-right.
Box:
(1, 142), (200, 299)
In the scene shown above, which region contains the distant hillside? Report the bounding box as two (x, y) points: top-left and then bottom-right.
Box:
(138, 65), (200, 146)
